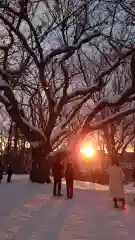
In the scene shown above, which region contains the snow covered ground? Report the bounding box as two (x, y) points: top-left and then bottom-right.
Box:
(0, 175), (135, 240)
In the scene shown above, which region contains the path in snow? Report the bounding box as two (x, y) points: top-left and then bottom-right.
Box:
(0, 175), (135, 240)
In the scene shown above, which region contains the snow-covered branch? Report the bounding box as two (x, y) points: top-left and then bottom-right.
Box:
(51, 128), (69, 145)
(80, 84), (134, 136)
(81, 107), (135, 136)
(0, 77), (9, 90)
(67, 49), (134, 100)
(0, 4), (43, 61)
(67, 82), (103, 100)
(61, 94), (90, 129)
(0, 93), (10, 106)
(121, 134), (135, 154)
(0, 73), (46, 144)
(44, 32), (101, 64)
(0, 14), (39, 67)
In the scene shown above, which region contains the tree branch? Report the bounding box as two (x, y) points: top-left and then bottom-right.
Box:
(81, 107), (135, 137)
(0, 4), (43, 61)
(121, 134), (135, 154)
(44, 32), (101, 64)
(0, 69), (45, 143)
(0, 14), (40, 68)
(67, 49), (134, 100)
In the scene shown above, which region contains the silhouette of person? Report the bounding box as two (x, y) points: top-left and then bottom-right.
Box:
(52, 153), (64, 196)
(65, 162), (74, 199)
(7, 165), (13, 183)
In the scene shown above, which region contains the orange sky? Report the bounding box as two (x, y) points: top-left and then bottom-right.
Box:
(126, 146), (134, 152)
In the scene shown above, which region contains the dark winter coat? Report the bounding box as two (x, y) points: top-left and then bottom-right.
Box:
(65, 164), (74, 182)
(52, 161), (63, 180)
(7, 167), (13, 176)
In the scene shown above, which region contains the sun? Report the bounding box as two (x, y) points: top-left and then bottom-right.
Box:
(80, 142), (95, 158)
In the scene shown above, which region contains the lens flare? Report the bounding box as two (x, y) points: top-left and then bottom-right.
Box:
(80, 142), (95, 158)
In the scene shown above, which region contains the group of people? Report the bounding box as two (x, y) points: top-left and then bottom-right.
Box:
(0, 153), (134, 209)
(0, 163), (13, 184)
(52, 154), (74, 199)
(51, 153), (135, 209)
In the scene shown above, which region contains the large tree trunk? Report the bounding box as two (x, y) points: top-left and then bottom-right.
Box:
(30, 144), (51, 183)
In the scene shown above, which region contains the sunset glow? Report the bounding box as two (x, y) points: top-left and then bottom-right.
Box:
(80, 142), (95, 158)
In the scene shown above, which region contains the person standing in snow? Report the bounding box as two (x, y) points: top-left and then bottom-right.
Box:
(65, 162), (74, 199)
(107, 157), (125, 209)
(52, 154), (64, 196)
(7, 165), (13, 183)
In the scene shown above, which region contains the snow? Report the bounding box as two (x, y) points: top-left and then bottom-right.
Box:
(50, 119), (69, 143)
(0, 175), (135, 239)
(0, 78), (9, 88)
(51, 128), (68, 144)
(67, 82), (100, 100)
(107, 85), (132, 105)
(85, 106), (135, 132)
(0, 94), (10, 104)
(80, 85), (133, 133)
(22, 118), (46, 140)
